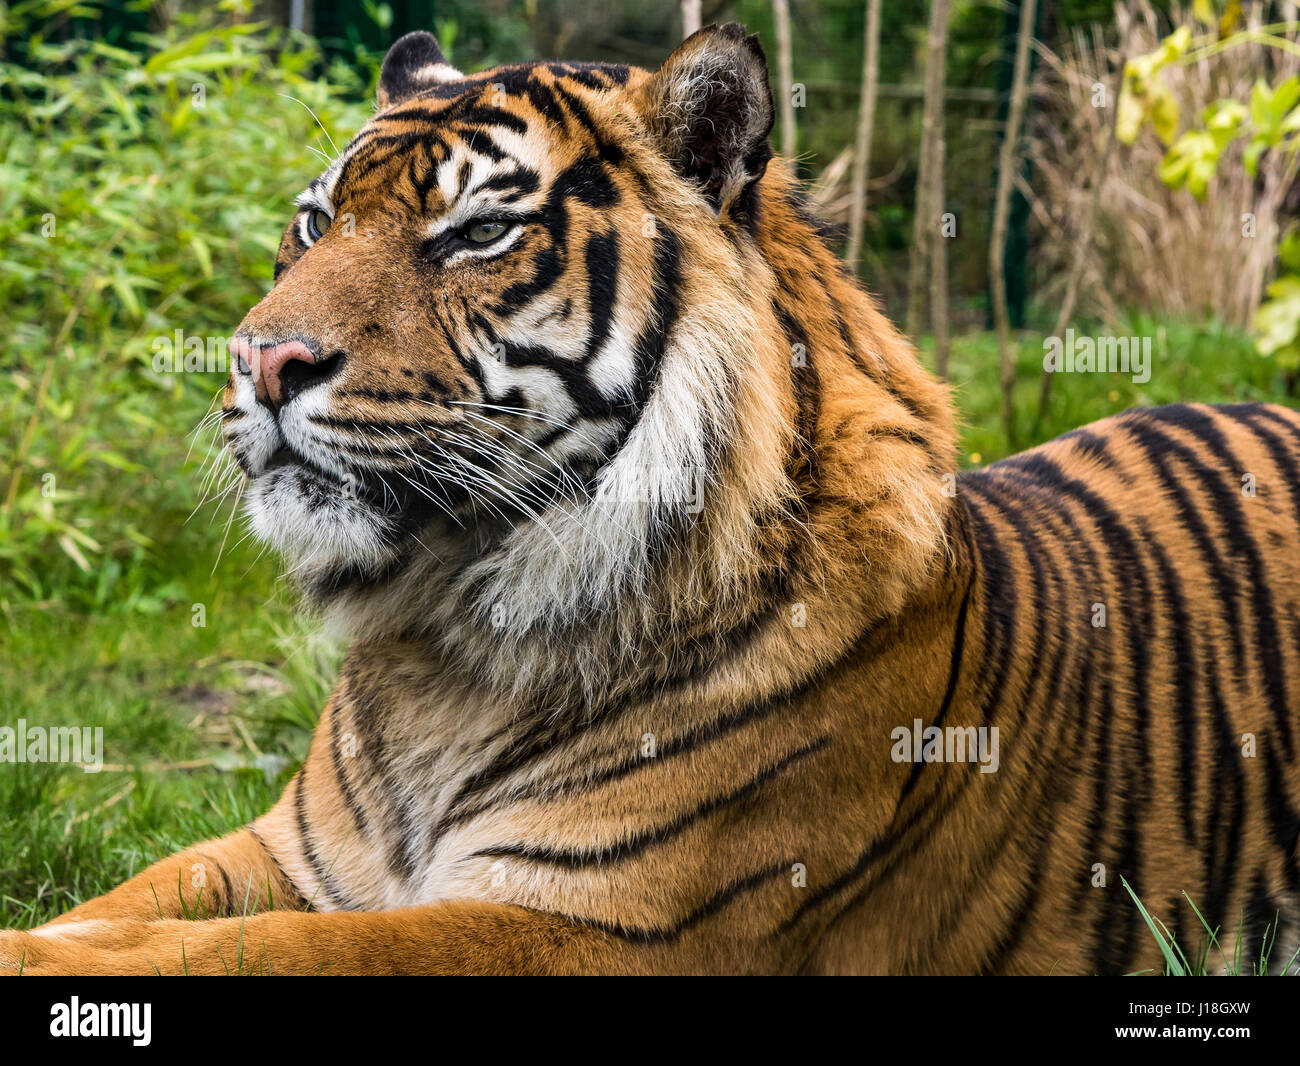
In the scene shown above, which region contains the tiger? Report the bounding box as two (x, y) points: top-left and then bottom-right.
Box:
(4, 22), (1299, 976)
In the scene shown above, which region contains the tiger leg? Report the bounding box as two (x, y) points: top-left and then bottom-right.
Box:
(33, 827), (302, 929)
(1, 901), (635, 975)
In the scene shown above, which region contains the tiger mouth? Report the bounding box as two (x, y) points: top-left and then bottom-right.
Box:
(265, 445), (338, 481)
(265, 446), (300, 473)
(263, 445), (375, 504)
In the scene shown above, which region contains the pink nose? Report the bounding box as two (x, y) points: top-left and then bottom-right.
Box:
(230, 337), (318, 407)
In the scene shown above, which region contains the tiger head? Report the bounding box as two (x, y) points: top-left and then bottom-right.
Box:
(223, 23), (953, 689)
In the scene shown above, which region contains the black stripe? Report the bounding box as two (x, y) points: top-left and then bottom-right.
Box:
(337, 130), (428, 187)
(988, 451), (1155, 974)
(453, 104), (529, 135)
(1142, 521), (1200, 848)
(478, 166), (541, 201)
(1263, 741), (1300, 897)
(215, 862), (233, 916)
(455, 125), (507, 162)
(522, 80), (569, 134)
(895, 525), (976, 804)
(564, 858), (795, 946)
(309, 414), (457, 434)
(345, 669), (427, 882)
(493, 243), (564, 312)
(550, 81), (625, 165)
(244, 824), (310, 911)
(431, 301), (483, 390)
(405, 142), (439, 212)
(774, 304), (820, 485)
(1236, 407), (1300, 536)
(329, 699), (371, 838)
(292, 766), (349, 909)
(1131, 408), (1293, 757)
(824, 286), (927, 422)
(959, 479), (1021, 729)
(625, 224), (682, 414)
(1244, 869), (1276, 964)
(472, 737), (829, 869)
(583, 229), (618, 361)
(551, 155), (619, 208)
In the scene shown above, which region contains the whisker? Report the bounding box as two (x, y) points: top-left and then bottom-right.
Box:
(278, 92), (340, 156)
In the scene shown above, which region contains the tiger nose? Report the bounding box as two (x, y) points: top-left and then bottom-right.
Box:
(230, 337), (321, 408)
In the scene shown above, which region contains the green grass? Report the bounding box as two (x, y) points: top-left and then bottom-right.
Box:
(1122, 877), (1300, 976)
(0, 538), (335, 927)
(922, 314), (1294, 467)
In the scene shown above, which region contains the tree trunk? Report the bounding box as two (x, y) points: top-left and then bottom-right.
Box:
(905, 0), (951, 342)
(773, 0), (796, 160)
(681, 0), (701, 38)
(989, 0), (1037, 448)
(931, 136), (951, 378)
(846, 0), (883, 268)
(1035, 24), (1128, 432)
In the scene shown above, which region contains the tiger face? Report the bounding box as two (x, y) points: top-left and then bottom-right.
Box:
(222, 26), (776, 589)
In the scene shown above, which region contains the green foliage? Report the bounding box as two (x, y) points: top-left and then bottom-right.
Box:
(1157, 97), (1244, 198)
(0, 2), (371, 614)
(1117, 14), (1300, 370)
(1117, 25), (1191, 147)
(1254, 229), (1300, 369)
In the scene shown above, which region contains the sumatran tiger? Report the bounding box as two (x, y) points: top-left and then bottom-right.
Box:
(5, 23), (1300, 977)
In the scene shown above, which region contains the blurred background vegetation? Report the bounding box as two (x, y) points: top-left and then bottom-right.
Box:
(1, 0), (1297, 924)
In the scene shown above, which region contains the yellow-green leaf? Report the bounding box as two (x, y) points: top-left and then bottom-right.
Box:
(1152, 87), (1181, 146)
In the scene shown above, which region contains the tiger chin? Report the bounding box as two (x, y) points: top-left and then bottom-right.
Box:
(6, 23), (1299, 976)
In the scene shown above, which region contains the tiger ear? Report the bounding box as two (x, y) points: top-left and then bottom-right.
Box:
(633, 23), (774, 216)
(377, 31), (463, 109)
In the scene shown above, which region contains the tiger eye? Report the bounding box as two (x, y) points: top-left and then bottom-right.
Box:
(308, 209), (332, 240)
(466, 221), (508, 244)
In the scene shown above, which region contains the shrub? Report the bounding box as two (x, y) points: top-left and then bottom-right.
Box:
(0, 3), (372, 613)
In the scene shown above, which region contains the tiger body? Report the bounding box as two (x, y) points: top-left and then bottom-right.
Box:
(4, 24), (1298, 976)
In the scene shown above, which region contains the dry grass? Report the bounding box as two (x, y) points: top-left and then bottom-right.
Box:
(1029, 0), (1300, 329)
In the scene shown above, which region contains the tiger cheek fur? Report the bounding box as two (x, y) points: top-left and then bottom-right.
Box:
(6, 23), (1299, 976)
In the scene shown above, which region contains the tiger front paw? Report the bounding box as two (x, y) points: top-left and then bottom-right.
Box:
(0, 919), (162, 976)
